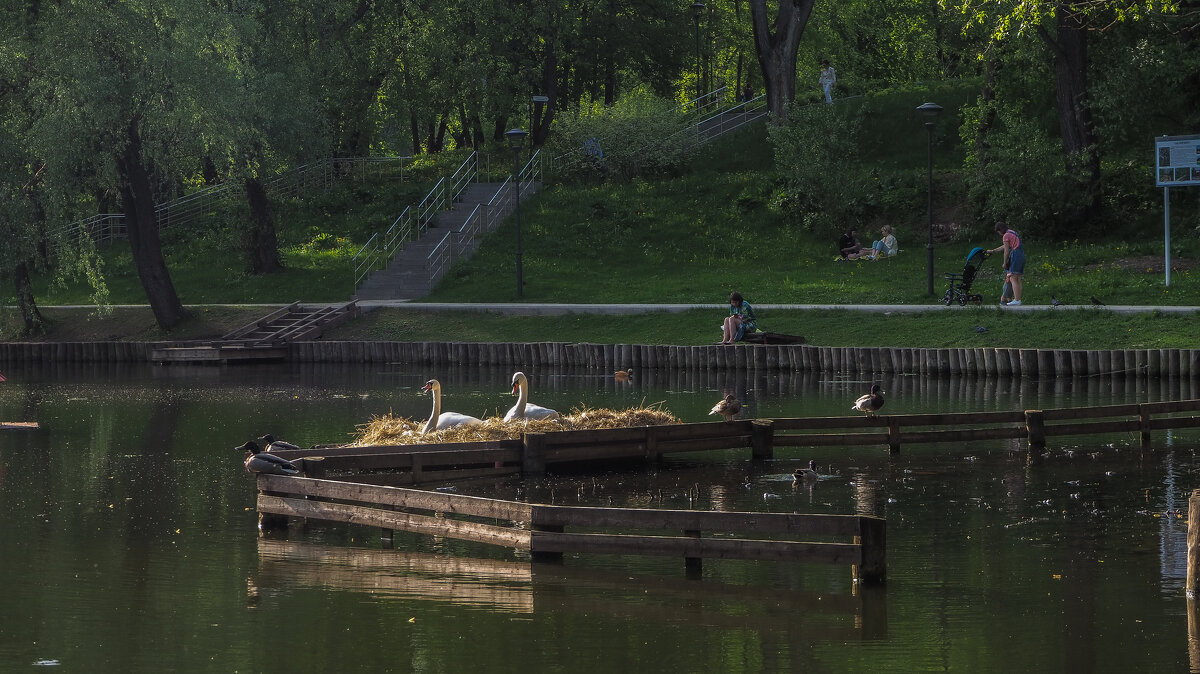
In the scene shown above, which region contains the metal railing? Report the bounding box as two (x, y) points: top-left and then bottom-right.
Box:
(447, 151), (477, 206)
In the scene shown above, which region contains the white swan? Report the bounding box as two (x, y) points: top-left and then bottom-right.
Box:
(504, 372), (560, 421)
(421, 379), (484, 434)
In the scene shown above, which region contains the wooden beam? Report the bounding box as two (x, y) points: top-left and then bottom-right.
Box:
(530, 531), (861, 564)
(773, 432), (890, 447)
(530, 505), (872, 537)
(257, 475), (533, 520)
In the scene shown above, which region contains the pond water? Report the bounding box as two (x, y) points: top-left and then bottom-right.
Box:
(1, 361), (1199, 672)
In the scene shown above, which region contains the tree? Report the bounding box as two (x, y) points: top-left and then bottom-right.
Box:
(749, 0), (817, 119)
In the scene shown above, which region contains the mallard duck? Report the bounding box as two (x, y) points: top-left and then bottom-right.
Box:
(614, 369), (633, 382)
(257, 433), (300, 452)
(793, 460), (820, 482)
(852, 383), (885, 417)
(504, 372), (560, 421)
(709, 394), (741, 422)
(238, 440), (299, 475)
(421, 379), (484, 433)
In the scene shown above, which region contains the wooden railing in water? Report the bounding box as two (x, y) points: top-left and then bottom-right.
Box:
(254, 474), (887, 583)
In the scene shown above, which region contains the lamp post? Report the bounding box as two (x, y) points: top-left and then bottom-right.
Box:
(917, 102), (942, 296)
(505, 128), (527, 297)
(691, 2), (705, 102)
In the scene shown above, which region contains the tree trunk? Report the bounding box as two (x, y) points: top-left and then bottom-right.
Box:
(13, 260), (44, 336)
(749, 0), (816, 120)
(245, 177), (281, 274)
(115, 120), (186, 330)
(1040, 5), (1102, 222)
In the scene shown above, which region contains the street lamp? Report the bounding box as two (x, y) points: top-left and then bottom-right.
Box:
(917, 102), (942, 296)
(505, 128), (527, 297)
(691, 2), (705, 102)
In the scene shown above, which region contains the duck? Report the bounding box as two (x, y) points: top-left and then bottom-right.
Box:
(421, 379), (484, 433)
(504, 372), (560, 421)
(614, 369), (633, 382)
(852, 383), (885, 417)
(709, 394), (741, 422)
(793, 460), (820, 482)
(238, 440), (300, 475)
(257, 433), (300, 452)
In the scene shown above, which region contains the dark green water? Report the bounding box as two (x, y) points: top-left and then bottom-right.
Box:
(1, 361), (1198, 672)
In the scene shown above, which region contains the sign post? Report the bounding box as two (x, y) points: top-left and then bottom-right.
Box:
(1154, 134), (1200, 287)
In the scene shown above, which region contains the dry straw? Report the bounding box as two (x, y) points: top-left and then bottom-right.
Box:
(350, 403), (680, 447)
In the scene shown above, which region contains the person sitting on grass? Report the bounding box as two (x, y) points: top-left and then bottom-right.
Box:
(864, 226), (898, 260)
(837, 227), (864, 260)
(719, 292), (758, 344)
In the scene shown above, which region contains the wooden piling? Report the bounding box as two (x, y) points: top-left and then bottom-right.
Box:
(523, 433), (547, 475)
(1138, 404), (1152, 448)
(1025, 410), (1046, 449)
(1188, 489), (1200, 598)
(684, 529), (703, 576)
(887, 417), (901, 455)
(751, 420), (774, 461)
(854, 517), (886, 585)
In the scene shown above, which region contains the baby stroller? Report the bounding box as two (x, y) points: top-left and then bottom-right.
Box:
(942, 246), (991, 306)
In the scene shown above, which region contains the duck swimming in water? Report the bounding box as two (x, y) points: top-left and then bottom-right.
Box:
(258, 434), (300, 452)
(238, 440), (299, 475)
(793, 460), (820, 482)
(709, 394), (741, 422)
(614, 369), (633, 382)
(852, 384), (885, 417)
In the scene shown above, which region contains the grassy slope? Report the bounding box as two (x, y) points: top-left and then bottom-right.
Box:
(9, 83), (1199, 347)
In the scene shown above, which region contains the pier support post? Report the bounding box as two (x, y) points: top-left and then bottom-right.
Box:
(887, 417), (900, 455)
(1138, 404), (1152, 448)
(853, 517), (886, 585)
(684, 529), (703, 578)
(1025, 410), (1046, 449)
(750, 420), (774, 461)
(523, 432), (546, 475)
(1187, 490), (1200, 599)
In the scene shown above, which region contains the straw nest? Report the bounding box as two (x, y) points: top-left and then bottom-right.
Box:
(349, 403), (681, 446)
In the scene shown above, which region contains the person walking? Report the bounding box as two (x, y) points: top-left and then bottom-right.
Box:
(988, 221), (1026, 306)
(819, 60), (836, 104)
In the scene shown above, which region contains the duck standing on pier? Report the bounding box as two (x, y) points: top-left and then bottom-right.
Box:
(238, 440), (299, 475)
(258, 433), (300, 452)
(710, 394), (742, 422)
(852, 384), (885, 417)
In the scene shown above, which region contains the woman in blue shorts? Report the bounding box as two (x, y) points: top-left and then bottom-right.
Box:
(988, 221), (1025, 306)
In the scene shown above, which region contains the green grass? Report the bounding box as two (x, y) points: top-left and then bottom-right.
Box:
(325, 306), (1200, 350)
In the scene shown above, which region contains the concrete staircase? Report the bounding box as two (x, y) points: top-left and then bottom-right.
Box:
(355, 181), (508, 300)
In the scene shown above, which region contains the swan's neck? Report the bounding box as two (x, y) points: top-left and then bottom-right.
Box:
(515, 379), (528, 415)
(423, 387), (441, 434)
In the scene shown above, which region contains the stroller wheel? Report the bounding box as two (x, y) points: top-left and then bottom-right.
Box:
(959, 295), (969, 306)
(942, 289), (954, 306)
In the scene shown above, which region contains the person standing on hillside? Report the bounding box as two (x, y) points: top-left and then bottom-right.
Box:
(988, 221), (1026, 306)
(819, 60), (836, 104)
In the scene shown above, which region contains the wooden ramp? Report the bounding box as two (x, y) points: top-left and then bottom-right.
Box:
(152, 301), (360, 363)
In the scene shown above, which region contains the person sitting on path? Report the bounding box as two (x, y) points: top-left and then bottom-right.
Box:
(719, 292), (758, 344)
(837, 227), (864, 260)
(988, 220), (1026, 306)
(865, 226), (898, 260)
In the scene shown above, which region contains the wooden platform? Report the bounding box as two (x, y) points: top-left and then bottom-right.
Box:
(153, 300), (359, 363)
(1, 421), (39, 430)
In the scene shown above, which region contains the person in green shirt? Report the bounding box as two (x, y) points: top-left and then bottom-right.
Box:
(719, 292), (758, 344)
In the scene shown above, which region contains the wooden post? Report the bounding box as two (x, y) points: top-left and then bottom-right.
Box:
(1188, 489), (1200, 598)
(854, 517), (886, 585)
(1139, 404), (1152, 448)
(531, 524), (565, 563)
(523, 432), (546, 475)
(1025, 410), (1046, 449)
(751, 419), (774, 461)
(684, 529), (703, 577)
(887, 417), (901, 455)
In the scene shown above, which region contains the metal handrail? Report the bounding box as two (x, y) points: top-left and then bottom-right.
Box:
(416, 177), (444, 236)
(447, 151), (477, 207)
(351, 232), (381, 290)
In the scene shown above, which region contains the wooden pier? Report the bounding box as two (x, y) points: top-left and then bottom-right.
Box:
(254, 474), (887, 583)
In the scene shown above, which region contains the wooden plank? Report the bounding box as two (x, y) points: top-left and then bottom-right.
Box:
(897, 427), (1026, 444)
(1043, 420), (1142, 436)
(1040, 403), (1141, 421)
(258, 495), (532, 549)
(773, 410), (1026, 430)
(0, 421), (39, 430)
(269, 440), (522, 460)
(1142, 399), (1200, 415)
(1147, 416), (1200, 431)
(345, 465), (523, 486)
(257, 475), (533, 520)
(530, 505), (872, 537)
(773, 432), (890, 447)
(654, 436), (753, 453)
(530, 531), (862, 564)
(221, 302), (299, 340)
(544, 444), (653, 463)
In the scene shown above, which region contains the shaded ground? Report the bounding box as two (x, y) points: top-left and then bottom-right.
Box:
(1085, 255), (1198, 273)
(0, 306), (268, 342)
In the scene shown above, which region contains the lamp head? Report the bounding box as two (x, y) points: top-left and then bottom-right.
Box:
(691, 1), (705, 17)
(916, 102), (943, 123)
(505, 128), (527, 150)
